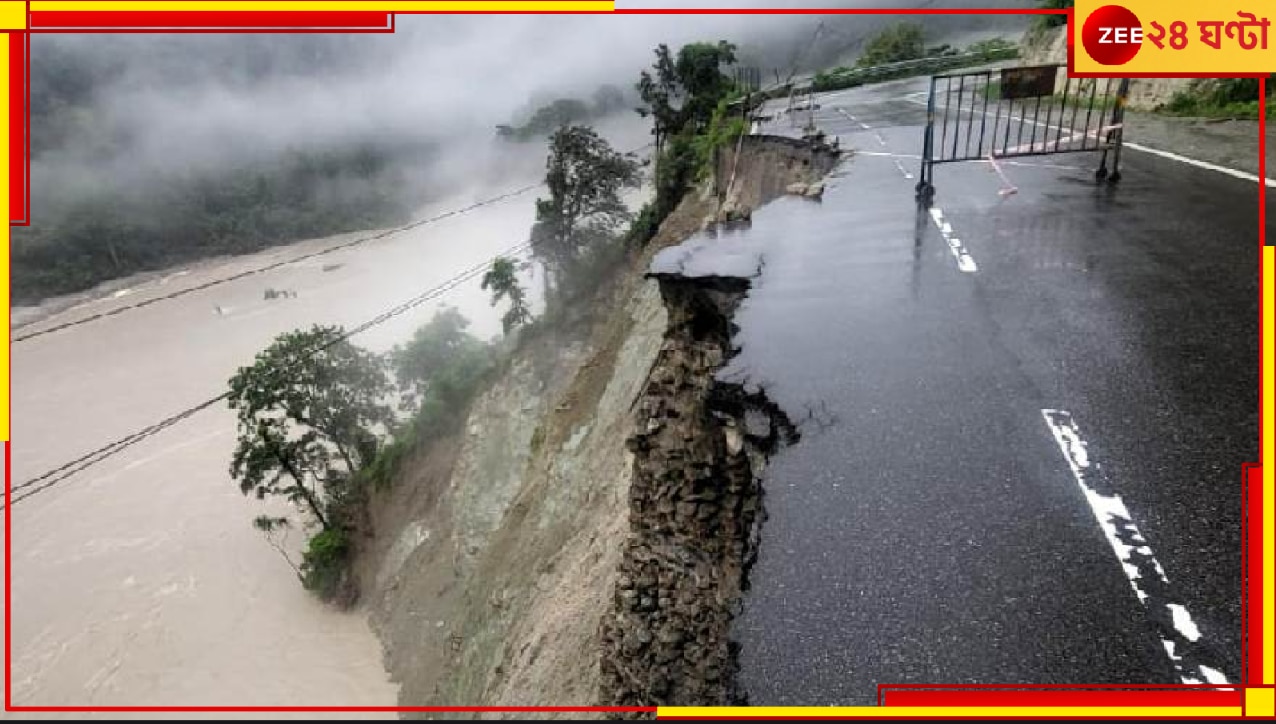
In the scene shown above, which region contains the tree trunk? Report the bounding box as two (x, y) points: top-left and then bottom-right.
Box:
(332, 438), (358, 476)
(272, 445), (330, 530)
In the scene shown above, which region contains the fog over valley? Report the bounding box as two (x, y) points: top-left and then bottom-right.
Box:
(17, 4), (1030, 308)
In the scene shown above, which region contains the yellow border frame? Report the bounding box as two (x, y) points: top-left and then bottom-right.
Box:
(2, 1), (1272, 718)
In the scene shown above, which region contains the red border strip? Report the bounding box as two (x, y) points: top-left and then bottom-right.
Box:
(876, 683), (1246, 707)
(1253, 78), (1267, 689)
(4, 442), (10, 712)
(8, 32), (26, 226)
(1247, 465), (1265, 685)
(30, 10), (392, 30)
(880, 690), (1242, 707)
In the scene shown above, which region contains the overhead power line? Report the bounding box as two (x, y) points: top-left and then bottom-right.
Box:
(3, 241), (534, 511)
(5, 393), (232, 508)
(12, 184), (540, 344)
(8, 140), (654, 507)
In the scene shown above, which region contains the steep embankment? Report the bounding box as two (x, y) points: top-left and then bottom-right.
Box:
(596, 271), (799, 708)
(358, 135), (840, 716)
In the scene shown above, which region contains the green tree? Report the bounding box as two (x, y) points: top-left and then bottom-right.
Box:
(391, 307), (492, 413)
(482, 256), (533, 335)
(1036, 0), (1073, 29)
(967, 38), (1018, 60)
(530, 125), (639, 298)
(628, 39), (742, 252)
(636, 40), (739, 152)
(857, 23), (926, 67)
(227, 325), (393, 531)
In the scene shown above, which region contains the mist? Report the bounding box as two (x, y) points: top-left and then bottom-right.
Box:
(20, 2), (1035, 304)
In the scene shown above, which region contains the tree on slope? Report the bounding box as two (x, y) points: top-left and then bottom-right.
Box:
(227, 325), (393, 531)
(530, 125), (639, 302)
(482, 256), (533, 335)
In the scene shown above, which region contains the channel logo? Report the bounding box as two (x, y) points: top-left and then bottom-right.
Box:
(1081, 4), (1144, 65)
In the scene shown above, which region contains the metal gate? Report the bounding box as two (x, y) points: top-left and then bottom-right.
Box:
(915, 64), (1131, 203)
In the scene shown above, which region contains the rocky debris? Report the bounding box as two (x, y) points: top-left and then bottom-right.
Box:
(598, 272), (798, 710)
(714, 135), (841, 213)
(802, 129), (842, 156)
(785, 181), (825, 199)
(716, 201), (753, 229)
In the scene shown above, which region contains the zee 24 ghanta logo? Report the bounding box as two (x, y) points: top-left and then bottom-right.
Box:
(1080, 4), (1272, 66)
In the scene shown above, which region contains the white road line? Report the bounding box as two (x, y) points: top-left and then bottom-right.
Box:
(1040, 410), (1231, 686)
(832, 109), (910, 179)
(1124, 141), (1276, 187)
(834, 107), (875, 132)
(910, 95), (1276, 188)
(927, 207), (977, 273)
(856, 150), (920, 159)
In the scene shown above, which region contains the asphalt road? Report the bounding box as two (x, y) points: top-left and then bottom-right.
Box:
(700, 76), (1258, 703)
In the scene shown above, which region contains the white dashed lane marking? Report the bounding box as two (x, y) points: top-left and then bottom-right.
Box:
(834, 108), (913, 180)
(834, 106), (873, 132)
(927, 207), (977, 273)
(1041, 410), (1231, 686)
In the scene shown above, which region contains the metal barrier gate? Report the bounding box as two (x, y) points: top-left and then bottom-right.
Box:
(915, 64), (1131, 203)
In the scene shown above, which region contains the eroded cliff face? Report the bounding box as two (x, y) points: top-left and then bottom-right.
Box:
(359, 136), (839, 717)
(598, 273), (798, 709)
(360, 273), (671, 717)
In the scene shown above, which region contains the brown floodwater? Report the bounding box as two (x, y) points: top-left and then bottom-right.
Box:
(4, 179), (545, 716)
(4, 115), (651, 716)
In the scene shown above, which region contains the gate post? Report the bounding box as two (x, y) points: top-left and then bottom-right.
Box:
(916, 75), (938, 204)
(1096, 78), (1131, 184)
(1108, 78), (1131, 183)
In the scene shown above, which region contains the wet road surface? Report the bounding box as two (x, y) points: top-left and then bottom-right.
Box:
(669, 76), (1259, 703)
